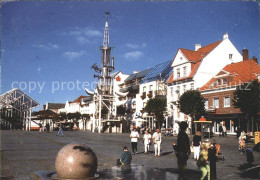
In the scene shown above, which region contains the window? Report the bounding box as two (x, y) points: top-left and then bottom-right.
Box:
(217, 79), (221, 86)
(183, 66), (187, 77)
(176, 68), (180, 78)
(183, 85), (186, 92)
(143, 86), (146, 92)
(205, 99), (208, 109)
(222, 78), (227, 85)
(176, 86), (180, 96)
(149, 85), (153, 91)
(190, 83), (194, 90)
(213, 98), (219, 108)
(229, 54), (233, 60)
(170, 87), (173, 97)
(224, 96), (230, 107)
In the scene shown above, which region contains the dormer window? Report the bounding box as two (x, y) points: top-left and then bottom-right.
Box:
(229, 54), (233, 60)
(222, 78), (227, 85)
(217, 79), (221, 86)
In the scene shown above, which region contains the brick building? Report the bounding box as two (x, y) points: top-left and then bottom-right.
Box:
(200, 56), (260, 134)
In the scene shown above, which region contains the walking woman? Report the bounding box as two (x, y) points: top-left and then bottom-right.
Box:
(197, 143), (210, 180)
(192, 131), (202, 161)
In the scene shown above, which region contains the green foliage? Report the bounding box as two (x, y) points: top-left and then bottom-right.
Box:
(117, 105), (126, 116)
(233, 80), (260, 131)
(178, 90), (205, 119)
(67, 112), (81, 121)
(59, 112), (67, 120)
(233, 79), (260, 117)
(144, 96), (167, 128)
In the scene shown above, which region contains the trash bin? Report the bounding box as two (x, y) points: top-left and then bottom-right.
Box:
(254, 131), (260, 144)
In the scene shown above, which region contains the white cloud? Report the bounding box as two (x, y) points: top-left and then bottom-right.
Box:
(126, 43), (139, 49)
(125, 43), (147, 49)
(124, 51), (144, 59)
(84, 28), (102, 37)
(63, 50), (86, 60)
(33, 43), (59, 50)
(69, 27), (102, 45)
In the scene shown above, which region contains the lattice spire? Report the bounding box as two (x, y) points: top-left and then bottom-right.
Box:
(103, 11), (110, 48)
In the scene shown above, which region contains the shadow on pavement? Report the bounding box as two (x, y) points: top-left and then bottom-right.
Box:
(157, 168), (201, 180)
(239, 163), (260, 179)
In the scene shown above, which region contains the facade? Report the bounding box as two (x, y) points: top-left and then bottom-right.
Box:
(167, 33), (243, 133)
(200, 58), (260, 134)
(118, 69), (153, 121)
(139, 61), (172, 128)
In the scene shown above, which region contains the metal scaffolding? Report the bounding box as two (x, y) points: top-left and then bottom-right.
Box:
(0, 88), (39, 130)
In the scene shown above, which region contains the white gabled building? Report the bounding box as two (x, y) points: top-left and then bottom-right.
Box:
(139, 61), (172, 128)
(167, 33), (243, 133)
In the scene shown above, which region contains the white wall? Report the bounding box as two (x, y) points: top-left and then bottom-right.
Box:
(194, 38), (242, 88)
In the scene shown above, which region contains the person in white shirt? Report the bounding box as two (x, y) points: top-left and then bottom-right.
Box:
(153, 129), (162, 157)
(143, 130), (152, 154)
(130, 128), (139, 155)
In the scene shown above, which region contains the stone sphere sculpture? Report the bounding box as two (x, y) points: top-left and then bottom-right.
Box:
(55, 143), (98, 179)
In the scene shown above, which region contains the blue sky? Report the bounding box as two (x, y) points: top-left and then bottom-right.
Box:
(1, 1), (259, 111)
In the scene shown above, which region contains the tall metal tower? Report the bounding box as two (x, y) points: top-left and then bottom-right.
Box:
(90, 11), (115, 133)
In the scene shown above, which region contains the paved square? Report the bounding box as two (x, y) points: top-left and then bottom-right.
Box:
(1, 130), (259, 179)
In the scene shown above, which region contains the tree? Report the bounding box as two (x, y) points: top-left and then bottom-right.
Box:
(178, 90), (205, 134)
(143, 96), (167, 129)
(67, 112), (81, 122)
(233, 79), (260, 131)
(59, 112), (67, 121)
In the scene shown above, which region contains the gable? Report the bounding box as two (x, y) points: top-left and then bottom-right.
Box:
(171, 49), (190, 67)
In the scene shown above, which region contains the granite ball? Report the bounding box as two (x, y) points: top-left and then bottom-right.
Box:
(55, 143), (98, 179)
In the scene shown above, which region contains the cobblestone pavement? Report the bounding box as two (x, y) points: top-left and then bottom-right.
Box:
(1, 130), (259, 180)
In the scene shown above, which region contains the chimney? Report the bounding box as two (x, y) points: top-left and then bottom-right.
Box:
(242, 49), (249, 61)
(223, 33), (229, 39)
(252, 56), (258, 63)
(195, 44), (201, 51)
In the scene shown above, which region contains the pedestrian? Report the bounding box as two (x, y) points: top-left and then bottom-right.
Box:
(246, 145), (254, 164)
(152, 129), (162, 157)
(197, 143), (210, 180)
(117, 146), (132, 166)
(143, 130), (151, 154)
(192, 131), (202, 161)
(208, 141), (217, 179)
(57, 124), (64, 136)
(239, 135), (245, 153)
(236, 127), (241, 138)
(39, 123), (43, 132)
(222, 125), (226, 137)
(46, 123), (50, 132)
(130, 128), (139, 155)
(173, 121), (191, 178)
(219, 124), (223, 136)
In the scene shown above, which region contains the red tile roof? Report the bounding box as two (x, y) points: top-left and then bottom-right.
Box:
(72, 96), (88, 103)
(200, 60), (260, 91)
(180, 40), (222, 62)
(168, 40), (222, 84)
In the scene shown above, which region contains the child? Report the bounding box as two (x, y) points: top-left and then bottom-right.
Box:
(197, 144), (210, 180)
